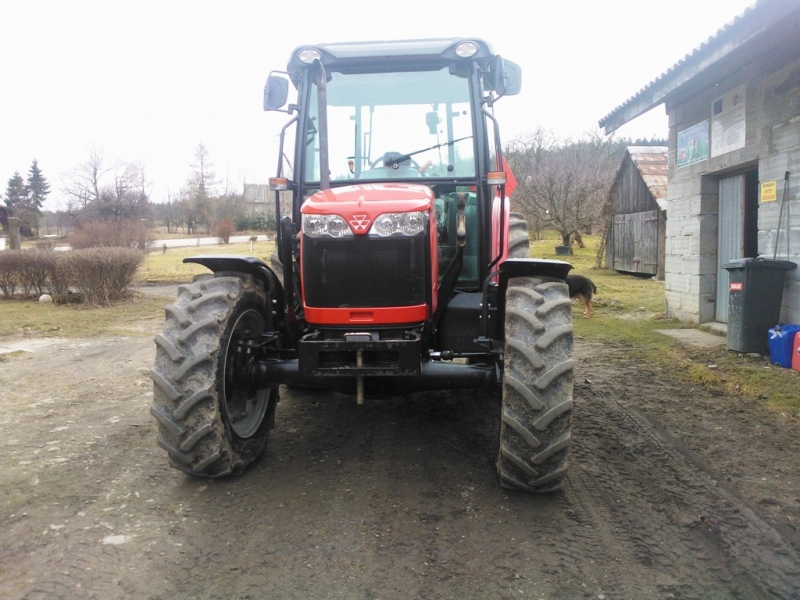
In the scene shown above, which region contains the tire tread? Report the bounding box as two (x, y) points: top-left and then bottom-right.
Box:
(150, 275), (275, 478)
(497, 276), (574, 493)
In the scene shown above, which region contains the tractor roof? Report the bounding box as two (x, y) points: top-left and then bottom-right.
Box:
(286, 38), (498, 78)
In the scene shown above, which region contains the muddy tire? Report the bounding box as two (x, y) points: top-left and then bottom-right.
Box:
(508, 213), (530, 258)
(497, 276), (573, 492)
(149, 274), (278, 477)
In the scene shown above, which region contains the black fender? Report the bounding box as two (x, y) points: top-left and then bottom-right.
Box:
(183, 255), (287, 332)
(497, 257), (572, 289)
(492, 258), (573, 342)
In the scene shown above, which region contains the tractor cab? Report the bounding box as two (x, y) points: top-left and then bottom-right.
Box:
(265, 39), (523, 297)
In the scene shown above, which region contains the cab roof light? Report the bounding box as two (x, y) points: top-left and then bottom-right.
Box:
(298, 48), (323, 64)
(455, 41), (479, 58)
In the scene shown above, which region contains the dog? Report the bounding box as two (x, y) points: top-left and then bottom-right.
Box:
(566, 274), (597, 318)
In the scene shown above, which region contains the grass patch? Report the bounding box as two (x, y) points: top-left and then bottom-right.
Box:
(136, 240), (276, 283)
(529, 233), (799, 412)
(531, 231), (679, 340)
(0, 294), (167, 339)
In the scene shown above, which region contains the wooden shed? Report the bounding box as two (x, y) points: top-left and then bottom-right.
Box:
(605, 146), (668, 278)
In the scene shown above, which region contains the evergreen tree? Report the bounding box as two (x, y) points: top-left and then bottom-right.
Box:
(26, 159), (50, 210)
(2, 173), (27, 232)
(4, 171), (27, 211)
(5, 171), (35, 235)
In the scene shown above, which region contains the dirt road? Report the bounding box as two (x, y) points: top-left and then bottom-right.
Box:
(1, 304), (798, 599)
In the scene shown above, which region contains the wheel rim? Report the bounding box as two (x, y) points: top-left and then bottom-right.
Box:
(222, 308), (271, 439)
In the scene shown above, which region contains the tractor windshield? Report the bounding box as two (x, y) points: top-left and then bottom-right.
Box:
(304, 67), (475, 184)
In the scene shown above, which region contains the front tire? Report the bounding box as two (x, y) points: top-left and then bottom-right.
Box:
(150, 274), (278, 477)
(497, 276), (573, 492)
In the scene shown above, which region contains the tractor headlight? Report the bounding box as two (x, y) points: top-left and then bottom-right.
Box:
(369, 211), (428, 237)
(302, 214), (354, 238)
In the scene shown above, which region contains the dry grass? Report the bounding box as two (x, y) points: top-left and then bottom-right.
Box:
(0, 294), (167, 339)
(530, 232), (800, 412)
(136, 240), (276, 283)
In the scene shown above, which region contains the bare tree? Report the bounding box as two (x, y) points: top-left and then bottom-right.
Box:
(188, 143), (217, 234)
(158, 191), (180, 234)
(506, 129), (558, 239)
(61, 149), (152, 248)
(508, 131), (623, 248)
(107, 162), (151, 220)
(61, 147), (116, 211)
(62, 150), (151, 222)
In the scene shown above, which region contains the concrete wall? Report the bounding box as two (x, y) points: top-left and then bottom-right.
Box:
(665, 53), (800, 324)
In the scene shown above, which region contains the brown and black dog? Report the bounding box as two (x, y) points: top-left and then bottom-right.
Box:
(566, 274), (597, 318)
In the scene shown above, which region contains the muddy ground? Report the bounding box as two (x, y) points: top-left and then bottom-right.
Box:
(0, 291), (799, 599)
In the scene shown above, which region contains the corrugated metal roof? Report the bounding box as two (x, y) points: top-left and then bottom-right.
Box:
(598, 0), (800, 133)
(628, 146), (668, 208)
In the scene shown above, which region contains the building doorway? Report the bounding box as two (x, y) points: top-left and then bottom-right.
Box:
(716, 169), (759, 322)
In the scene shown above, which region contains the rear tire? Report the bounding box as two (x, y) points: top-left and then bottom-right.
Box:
(269, 252), (283, 281)
(497, 276), (573, 492)
(150, 274), (278, 477)
(508, 213), (530, 258)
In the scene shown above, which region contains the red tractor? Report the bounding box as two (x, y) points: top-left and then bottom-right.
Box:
(150, 39), (574, 492)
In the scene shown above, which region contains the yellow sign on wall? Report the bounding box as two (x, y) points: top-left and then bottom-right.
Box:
(761, 181), (777, 202)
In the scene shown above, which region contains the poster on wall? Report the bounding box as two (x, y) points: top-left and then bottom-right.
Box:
(677, 121), (709, 168)
(711, 84), (746, 158)
(760, 180), (777, 203)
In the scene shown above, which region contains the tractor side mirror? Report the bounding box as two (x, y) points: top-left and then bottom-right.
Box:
(426, 111), (440, 135)
(264, 73), (289, 111)
(490, 57), (522, 97)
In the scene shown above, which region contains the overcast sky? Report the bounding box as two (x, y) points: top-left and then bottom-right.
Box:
(0, 0), (755, 210)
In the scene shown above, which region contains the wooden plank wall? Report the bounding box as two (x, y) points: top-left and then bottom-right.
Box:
(608, 155), (662, 274)
(612, 210), (660, 274)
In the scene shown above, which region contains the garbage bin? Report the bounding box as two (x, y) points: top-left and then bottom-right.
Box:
(723, 258), (797, 354)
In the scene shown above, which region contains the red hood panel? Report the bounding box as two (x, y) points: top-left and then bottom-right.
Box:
(302, 184), (434, 223)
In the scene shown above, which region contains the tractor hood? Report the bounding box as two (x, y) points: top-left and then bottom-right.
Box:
(302, 183), (434, 235)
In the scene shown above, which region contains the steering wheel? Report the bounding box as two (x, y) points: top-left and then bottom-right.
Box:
(372, 151), (421, 170)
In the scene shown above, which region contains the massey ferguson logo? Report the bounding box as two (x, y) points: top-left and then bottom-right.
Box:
(349, 214), (371, 232)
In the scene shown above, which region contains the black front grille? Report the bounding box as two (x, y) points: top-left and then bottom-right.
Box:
(302, 233), (428, 308)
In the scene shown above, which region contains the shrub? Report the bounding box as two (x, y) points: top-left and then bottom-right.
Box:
(0, 247), (144, 305)
(16, 250), (52, 296)
(67, 248), (145, 305)
(215, 218), (235, 244)
(235, 214), (277, 232)
(43, 252), (70, 296)
(234, 215), (249, 231)
(69, 218), (151, 250)
(35, 239), (58, 250)
(0, 252), (22, 297)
